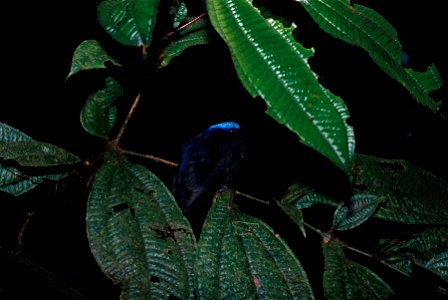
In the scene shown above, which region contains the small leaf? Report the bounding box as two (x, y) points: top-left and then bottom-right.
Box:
(173, 2), (188, 29)
(207, 0), (355, 176)
(196, 190), (315, 299)
(67, 40), (120, 79)
(86, 151), (196, 299)
(302, 0), (443, 113)
(323, 238), (394, 299)
(80, 76), (123, 138)
(159, 18), (211, 69)
(281, 183), (338, 209)
(97, 0), (160, 48)
(333, 194), (383, 231)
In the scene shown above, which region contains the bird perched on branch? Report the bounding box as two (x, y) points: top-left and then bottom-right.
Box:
(173, 121), (246, 214)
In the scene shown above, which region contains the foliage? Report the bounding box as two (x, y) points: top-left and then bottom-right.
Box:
(1, 0), (447, 299)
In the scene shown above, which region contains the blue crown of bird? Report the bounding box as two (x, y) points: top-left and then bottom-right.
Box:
(173, 121), (246, 213)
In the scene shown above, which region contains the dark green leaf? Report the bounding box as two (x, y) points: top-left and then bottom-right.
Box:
(0, 164), (62, 196)
(207, 0), (355, 176)
(323, 238), (393, 299)
(353, 154), (448, 224)
(97, 0), (160, 48)
(86, 151), (196, 299)
(301, 0), (443, 113)
(333, 194), (383, 231)
(67, 40), (120, 79)
(196, 190), (314, 299)
(0, 141), (80, 167)
(0, 123), (77, 195)
(0, 122), (32, 142)
(380, 227), (448, 281)
(80, 76), (123, 138)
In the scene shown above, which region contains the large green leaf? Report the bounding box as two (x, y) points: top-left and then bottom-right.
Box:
(67, 40), (121, 79)
(196, 190), (314, 299)
(353, 154), (448, 225)
(97, 0), (160, 48)
(323, 237), (393, 299)
(86, 151), (196, 299)
(80, 76), (123, 139)
(207, 0), (355, 176)
(301, 0), (443, 113)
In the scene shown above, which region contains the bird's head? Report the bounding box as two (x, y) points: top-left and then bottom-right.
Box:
(207, 121), (241, 133)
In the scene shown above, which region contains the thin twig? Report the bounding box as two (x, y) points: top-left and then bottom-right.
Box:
(122, 149), (178, 167)
(235, 190), (271, 205)
(164, 13), (207, 40)
(114, 93), (142, 144)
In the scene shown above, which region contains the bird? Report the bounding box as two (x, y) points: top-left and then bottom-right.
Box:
(173, 121), (246, 214)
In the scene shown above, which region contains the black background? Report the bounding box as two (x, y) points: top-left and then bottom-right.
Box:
(1, 0), (447, 299)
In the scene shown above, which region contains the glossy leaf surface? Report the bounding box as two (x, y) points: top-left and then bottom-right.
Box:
(98, 0), (160, 47)
(207, 0), (355, 176)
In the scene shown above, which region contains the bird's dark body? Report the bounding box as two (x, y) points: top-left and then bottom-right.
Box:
(173, 122), (246, 214)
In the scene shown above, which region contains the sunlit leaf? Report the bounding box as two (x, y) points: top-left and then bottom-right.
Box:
(196, 190), (315, 299)
(301, 0), (443, 113)
(86, 151), (196, 299)
(207, 0), (355, 176)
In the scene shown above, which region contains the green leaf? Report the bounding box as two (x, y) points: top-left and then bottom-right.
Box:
(333, 194), (383, 231)
(301, 0), (443, 113)
(97, 0), (160, 48)
(80, 76), (123, 138)
(323, 238), (394, 299)
(172, 2), (188, 29)
(159, 18), (211, 69)
(86, 151), (196, 299)
(67, 40), (121, 79)
(0, 141), (80, 167)
(353, 154), (448, 224)
(0, 164), (62, 196)
(380, 227), (448, 281)
(207, 0), (355, 176)
(196, 190), (314, 299)
(0, 123), (77, 196)
(0, 122), (33, 142)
